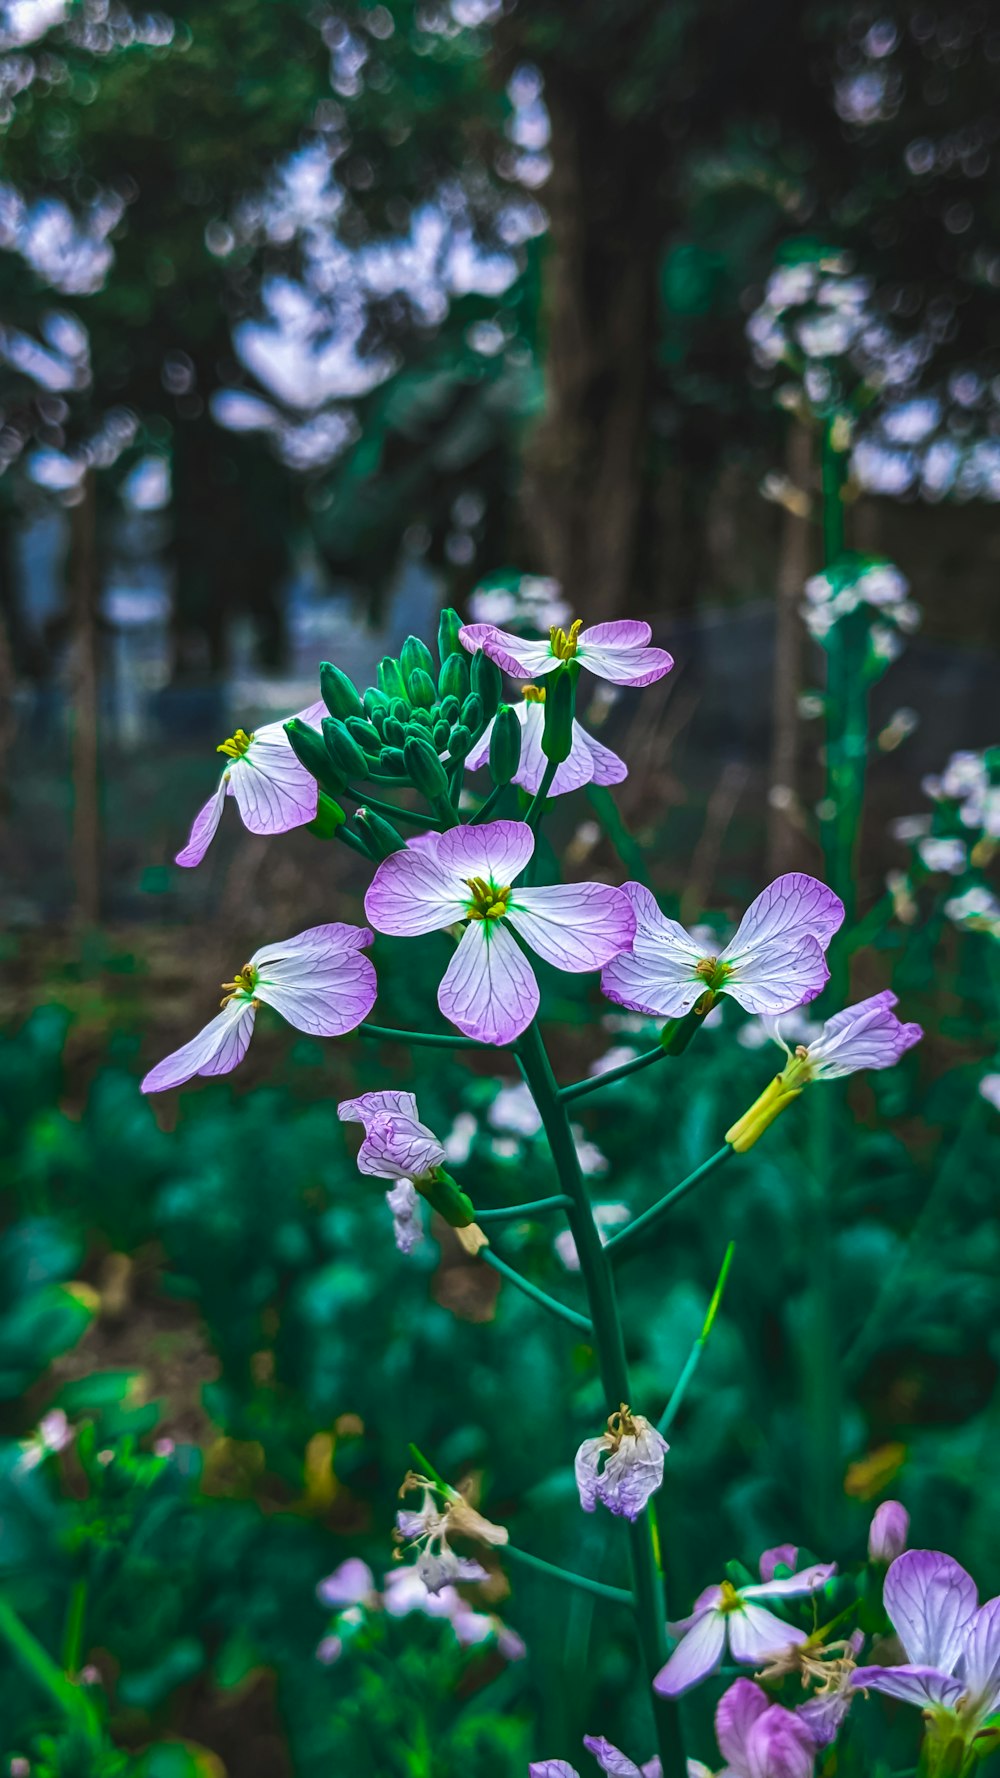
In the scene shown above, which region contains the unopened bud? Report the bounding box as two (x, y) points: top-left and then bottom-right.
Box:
(378, 657), (409, 703)
(408, 668), (437, 709)
(321, 716), (369, 782)
(355, 808), (407, 860)
(284, 718), (348, 798)
(438, 606), (464, 662)
(401, 635), (435, 682)
(320, 660), (364, 721)
(439, 651), (470, 704)
(471, 650), (502, 720)
(307, 792), (347, 840)
(868, 1500), (909, 1564)
(489, 704), (522, 787)
(403, 735), (451, 803)
(542, 667), (575, 765)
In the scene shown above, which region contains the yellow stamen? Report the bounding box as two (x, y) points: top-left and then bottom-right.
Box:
(217, 728), (254, 759)
(718, 1580), (743, 1614)
(549, 618), (583, 661)
(522, 683), (546, 704)
(695, 956), (732, 991)
(605, 1403), (638, 1450)
(465, 876), (511, 921)
(220, 963), (258, 1006)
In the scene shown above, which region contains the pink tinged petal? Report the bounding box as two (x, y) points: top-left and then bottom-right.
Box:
(958, 1594), (1000, 1716)
(600, 882), (706, 1016)
(743, 1707), (816, 1778)
(883, 1549), (978, 1671)
(528, 1765), (580, 1778)
(869, 1501), (910, 1563)
(365, 846), (468, 936)
(464, 717), (493, 773)
(796, 1689), (853, 1747)
(759, 1545), (800, 1583)
(728, 1603), (809, 1665)
(251, 929), (377, 1037)
(338, 1089), (420, 1126)
(507, 883), (636, 973)
(358, 1113), (445, 1181)
(459, 623), (557, 679)
(582, 1737), (644, 1776)
(811, 993), (923, 1077)
(229, 730), (318, 835)
(641, 1765), (663, 1778)
(141, 999), (256, 1093)
(578, 725), (628, 787)
(514, 700), (552, 795)
(575, 1435), (609, 1513)
(668, 1586), (725, 1638)
(653, 1609), (728, 1697)
(436, 819), (535, 889)
(715, 1678), (770, 1769)
(249, 922), (374, 968)
(316, 1557), (374, 1607)
(294, 698), (327, 726)
(576, 621), (674, 687)
(438, 919), (539, 1045)
(851, 1664), (964, 1709)
(723, 874), (845, 961)
(175, 777), (228, 868)
(723, 934), (831, 1016)
(742, 1563), (836, 1601)
(594, 1424), (669, 1521)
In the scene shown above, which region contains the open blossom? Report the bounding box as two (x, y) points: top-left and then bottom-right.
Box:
(460, 617), (673, 688)
(466, 687), (627, 796)
(709, 1680), (817, 1778)
(141, 924), (376, 1093)
(602, 875), (844, 1020)
(338, 1089), (445, 1254)
(853, 1548), (1000, 1748)
(395, 1473), (508, 1596)
(364, 822), (635, 1045)
(575, 1405), (668, 1522)
(176, 699), (327, 867)
(653, 1560), (835, 1697)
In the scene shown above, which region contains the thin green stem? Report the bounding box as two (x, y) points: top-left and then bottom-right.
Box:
(657, 1243), (736, 1436)
(358, 1022), (500, 1050)
(468, 781), (509, 826)
(347, 788), (440, 829)
(0, 1595), (99, 1739)
(504, 1542), (634, 1606)
(560, 1044), (670, 1104)
(478, 1249), (592, 1334)
(606, 1147), (736, 1265)
(525, 759), (558, 833)
(337, 824), (374, 858)
(474, 1194), (573, 1222)
(62, 1578), (87, 1675)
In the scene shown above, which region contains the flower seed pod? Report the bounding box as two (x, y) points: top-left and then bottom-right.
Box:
(471, 650), (502, 720)
(439, 651), (470, 703)
(408, 668), (437, 709)
(378, 657), (409, 703)
(438, 606), (464, 662)
(320, 660), (364, 721)
(321, 716), (369, 781)
(284, 717), (348, 798)
(489, 703), (522, 786)
(401, 634), (435, 682)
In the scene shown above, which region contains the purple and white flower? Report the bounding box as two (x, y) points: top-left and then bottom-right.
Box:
(141, 923), (376, 1093)
(853, 1549), (1000, 1741)
(653, 1561), (835, 1698)
(383, 1564), (524, 1657)
(761, 991), (923, 1081)
(460, 618), (673, 688)
(466, 688), (627, 797)
(602, 875), (844, 1021)
(395, 1478), (508, 1595)
(364, 822), (635, 1045)
(711, 1679), (817, 1778)
(176, 698), (327, 867)
(338, 1089), (446, 1254)
(868, 1500), (910, 1564)
(575, 1405), (668, 1522)
(529, 1739), (670, 1778)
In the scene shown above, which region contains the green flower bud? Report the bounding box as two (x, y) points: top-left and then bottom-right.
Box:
(383, 717), (406, 750)
(284, 718), (348, 798)
(471, 650), (502, 720)
(363, 687), (391, 723)
(432, 719), (451, 753)
(489, 703), (522, 787)
(439, 694), (460, 727)
(438, 606), (464, 662)
(306, 791), (347, 839)
(379, 746), (408, 776)
(320, 660), (364, 721)
(345, 716), (383, 756)
(400, 634), (435, 682)
(403, 735), (450, 802)
(321, 716), (369, 781)
(406, 707), (433, 732)
(460, 692), (483, 734)
(354, 807), (407, 859)
(447, 724), (473, 762)
(439, 651), (470, 703)
(378, 657), (408, 703)
(408, 667), (437, 709)
(542, 667), (575, 765)
(390, 697), (410, 726)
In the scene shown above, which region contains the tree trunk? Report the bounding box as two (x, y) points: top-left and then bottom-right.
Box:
(69, 469), (101, 926)
(766, 420), (813, 877)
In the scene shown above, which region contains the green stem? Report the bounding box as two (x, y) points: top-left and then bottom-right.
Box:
(474, 1194), (573, 1222)
(560, 1044), (670, 1104)
(504, 1542), (634, 1607)
(337, 824), (374, 858)
(347, 788), (440, 829)
(62, 1577), (88, 1675)
(468, 781), (510, 826)
(606, 1147), (735, 1265)
(515, 1020), (685, 1774)
(358, 1022), (500, 1050)
(0, 1595), (99, 1739)
(525, 760), (558, 834)
(478, 1249), (593, 1334)
(657, 1243), (735, 1436)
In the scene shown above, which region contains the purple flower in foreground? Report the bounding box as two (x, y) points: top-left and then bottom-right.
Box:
(601, 875), (844, 1021)
(364, 822), (635, 1045)
(466, 687), (627, 796)
(575, 1404), (668, 1522)
(711, 1680), (817, 1778)
(141, 923), (376, 1093)
(460, 617), (673, 688)
(868, 1500), (910, 1564)
(653, 1562), (835, 1698)
(853, 1549), (1000, 1747)
(338, 1089), (446, 1254)
(176, 698), (326, 867)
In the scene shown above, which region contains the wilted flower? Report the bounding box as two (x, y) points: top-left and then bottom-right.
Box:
(364, 822), (635, 1045)
(467, 686), (627, 796)
(868, 1499), (909, 1564)
(602, 875), (843, 1021)
(575, 1405), (668, 1522)
(176, 698), (327, 867)
(653, 1560), (835, 1697)
(338, 1089), (456, 1254)
(758, 1631), (865, 1746)
(460, 618), (673, 688)
(141, 924), (377, 1093)
(395, 1472), (508, 1595)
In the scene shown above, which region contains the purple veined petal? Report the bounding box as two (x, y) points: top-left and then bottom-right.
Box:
(742, 1563), (835, 1601)
(722, 874), (845, 964)
(810, 993), (923, 1077)
(722, 934), (831, 1015)
(528, 1764), (580, 1778)
(548, 714), (600, 795)
(294, 697), (327, 727)
(957, 1594), (1000, 1717)
(594, 1422), (668, 1521)
(882, 1549), (978, 1671)
(582, 1735), (644, 1776)
(405, 829), (445, 858)
(365, 845), (468, 936)
(667, 1585), (725, 1638)
(436, 819), (535, 890)
(743, 1706), (817, 1778)
(851, 1663), (964, 1710)
(385, 1180), (424, 1254)
(796, 1688), (853, 1748)
(249, 922), (374, 969)
(252, 933), (377, 1037)
(653, 1608), (727, 1697)
(357, 1112), (445, 1181)
(229, 730), (319, 835)
(582, 619), (654, 648)
(141, 999), (257, 1093)
(460, 622), (557, 679)
(507, 883), (636, 973)
(438, 919), (539, 1045)
(338, 1089), (420, 1126)
(316, 1557), (374, 1607)
(715, 1678), (770, 1769)
(176, 776), (229, 868)
(464, 716), (493, 774)
(759, 1545), (800, 1584)
(574, 1435), (609, 1513)
(728, 1602), (809, 1665)
(579, 725), (629, 787)
(577, 621), (674, 687)
(599, 882), (706, 1016)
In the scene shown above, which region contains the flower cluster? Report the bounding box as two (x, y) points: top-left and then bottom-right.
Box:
(802, 554), (920, 669)
(889, 745), (1000, 939)
(315, 1552), (525, 1667)
(394, 1472), (508, 1594)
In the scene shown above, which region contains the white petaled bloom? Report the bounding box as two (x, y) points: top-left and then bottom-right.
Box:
(466, 685), (628, 797)
(382, 1565), (525, 1658)
(141, 924), (377, 1093)
(653, 1562), (836, 1698)
(176, 698), (327, 867)
(460, 617), (673, 689)
(394, 1474), (508, 1595)
(17, 1408), (73, 1473)
(575, 1404), (668, 1522)
(338, 1089), (447, 1255)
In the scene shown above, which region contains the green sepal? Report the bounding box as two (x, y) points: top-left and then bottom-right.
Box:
(724, 1559), (755, 1589)
(421, 1167), (475, 1229)
(660, 1001), (711, 1056)
(438, 606), (464, 662)
(378, 657), (408, 703)
(284, 718), (347, 798)
(320, 660), (364, 721)
(541, 666), (574, 764)
(439, 651), (470, 704)
(489, 703), (522, 786)
(471, 650), (502, 719)
(408, 667), (437, 709)
(346, 716), (383, 756)
(321, 716), (369, 781)
(306, 792), (347, 839)
(401, 635), (435, 682)
(403, 735), (450, 802)
(355, 807), (407, 859)
(460, 692), (483, 734)
(447, 724), (473, 762)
